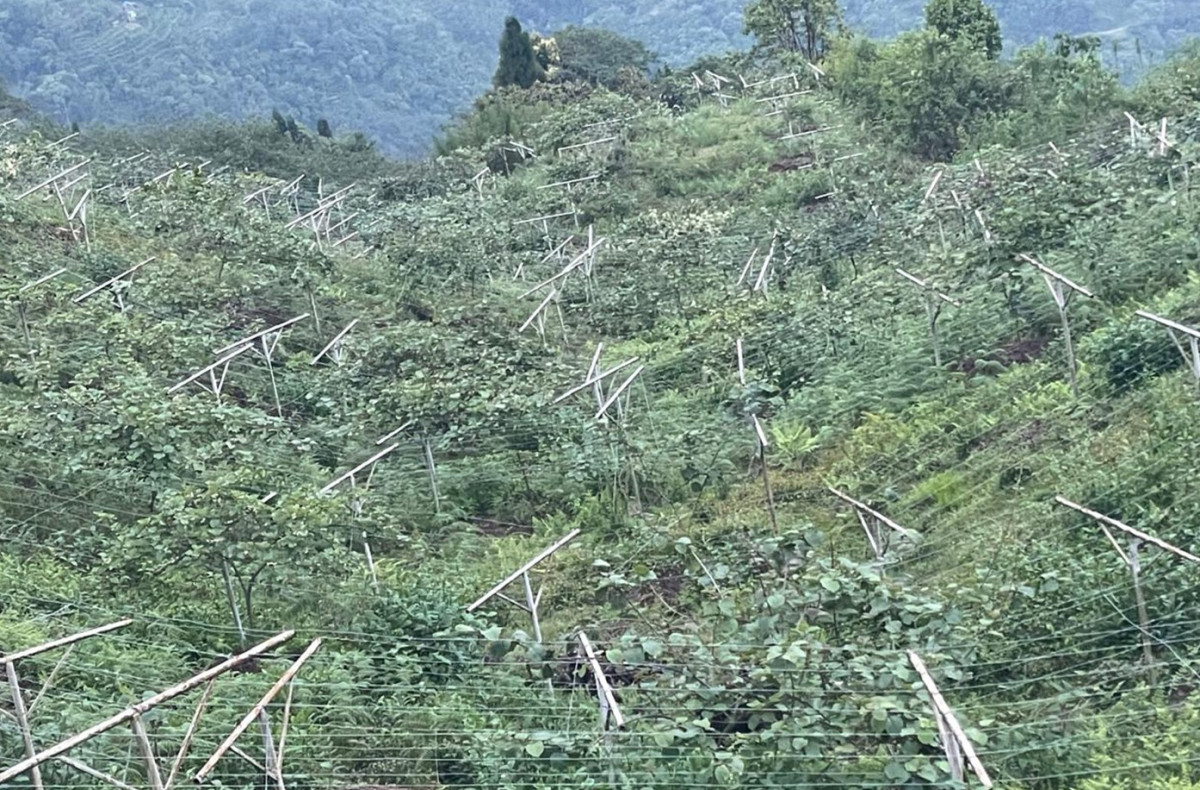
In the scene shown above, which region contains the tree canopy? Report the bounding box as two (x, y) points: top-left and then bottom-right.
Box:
(925, 0), (1003, 58)
(744, 0), (844, 60)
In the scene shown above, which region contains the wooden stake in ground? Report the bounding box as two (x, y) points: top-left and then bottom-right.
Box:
(895, 268), (962, 368)
(1017, 254), (1094, 397)
(752, 416), (778, 534)
(577, 631), (625, 785)
(1054, 496), (1200, 684)
(466, 530), (582, 642)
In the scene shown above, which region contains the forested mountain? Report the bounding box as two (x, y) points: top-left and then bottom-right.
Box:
(0, 0), (1197, 156)
(4, 1), (1200, 787)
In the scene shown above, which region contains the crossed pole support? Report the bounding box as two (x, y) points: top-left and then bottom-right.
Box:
(0, 630), (311, 789)
(466, 529), (582, 643)
(1055, 495), (1200, 684)
(828, 486), (919, 562)
(1018, 254), (1094, 397)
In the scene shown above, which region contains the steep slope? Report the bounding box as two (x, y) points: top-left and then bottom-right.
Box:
(2, 39), (1200, 790)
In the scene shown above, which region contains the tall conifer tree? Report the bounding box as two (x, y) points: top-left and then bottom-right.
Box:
(494, 17), (540, 88)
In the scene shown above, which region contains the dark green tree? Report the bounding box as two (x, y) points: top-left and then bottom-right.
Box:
(493, 16), (542, 89)
(554, 26), (654, 87)
(271, 108), (289, 136)
(925, 0), (1003, 60)
(317, 118), (333, 138)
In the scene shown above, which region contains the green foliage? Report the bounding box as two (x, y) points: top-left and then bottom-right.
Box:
(494, 17), (544, 89)
(1075, 700), (1200, 790)
(743, 0), (844, 60)
(553, 26), (655, 88)
(8, 17), (1200, 789)
(924, 0), (1003, 59)
(828, 30), (1009, 159)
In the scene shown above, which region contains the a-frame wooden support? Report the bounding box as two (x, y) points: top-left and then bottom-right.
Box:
(466, 530), (582, 643)
(1055, 495), (1200, 683)
(828, 486), (919, 561)
(1018, 254), (1094, 397)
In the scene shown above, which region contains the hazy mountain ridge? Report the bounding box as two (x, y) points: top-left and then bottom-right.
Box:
(0, 0), (1194, 153)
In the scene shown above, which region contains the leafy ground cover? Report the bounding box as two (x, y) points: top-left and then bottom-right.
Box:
(3, 13), (1200, 790)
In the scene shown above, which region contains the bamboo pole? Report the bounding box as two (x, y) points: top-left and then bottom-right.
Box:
(908, 652), (992, 788)
(131, 714), (165, 790)
(56, 756), (136, 790)
(6, 663), (45, 790)
(1, 620), (132, 665)
(164, 680), (215, 789)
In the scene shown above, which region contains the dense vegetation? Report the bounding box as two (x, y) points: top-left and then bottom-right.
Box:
(5, 1), (1200, 788)
(2, 0), (1199, 155)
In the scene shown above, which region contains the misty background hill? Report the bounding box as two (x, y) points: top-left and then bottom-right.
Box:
(0, 0), (1195, 155)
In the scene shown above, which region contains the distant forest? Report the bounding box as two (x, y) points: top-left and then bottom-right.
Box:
(0, 0), (1195, 155)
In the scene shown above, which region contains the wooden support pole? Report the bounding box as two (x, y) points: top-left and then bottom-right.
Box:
(56, 756), (136, 790)
(1127, 538), (1158, 684)
(166, 345), (252, 397)
(753, 416), (778, 534)
(17, 160), (92, 200)
(164, 681), (215, 790)
(522, 572), (543, 643)
(320, 444), (399, 494)
(311, 319), (359, 366)
(553, 358), (639, 405)
(0, 632), (295, 785)
(907, 652), (992, 788)
(214, 314), (309, 357)
(6, 663), (44, 790)
(895, 269), (960, 368)
(71, 258), (155, 305)
(275, 682), (295, 790)
(1018, 255), (1094, 397)
(131, 714), (165, 790)
(576, 633), (625, 728)
(193, 638), (322, 784)
(423, 439), (441, 514)
(828, 486), (919, 559)
(1054, 496), (1200, 564)
(1055, 495), (1200, 683)
(28, 646), (74, 718)
(1, 620), (132, 665)
(594, 366), (645, 422)
(1136, 310), (1200, 397)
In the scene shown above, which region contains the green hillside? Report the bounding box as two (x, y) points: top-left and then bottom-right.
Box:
(1, 0), (1197, 156)
(4, 4), (1200, 789)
